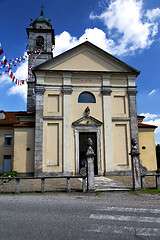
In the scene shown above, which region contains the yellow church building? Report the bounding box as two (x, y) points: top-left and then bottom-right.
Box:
(0, 11), (157, 176)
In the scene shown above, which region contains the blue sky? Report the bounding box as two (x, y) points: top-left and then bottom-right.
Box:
(0, 0), (160, 143)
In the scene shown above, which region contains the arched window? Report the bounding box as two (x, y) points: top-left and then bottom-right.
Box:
(78, 92), (96, 103)
(36, 36), (44, 48)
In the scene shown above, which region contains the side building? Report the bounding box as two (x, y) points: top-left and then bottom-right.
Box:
(0, 111), (35, 175)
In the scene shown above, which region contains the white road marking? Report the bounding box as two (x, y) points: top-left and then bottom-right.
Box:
(86, 225), (160, 237)
(90, 214), (160, 223)
(97, 206), (160, 214)
(89, 206), (160, 237)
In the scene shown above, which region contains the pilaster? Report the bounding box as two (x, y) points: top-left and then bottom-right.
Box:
(127, 86), (139, 149)
(101, 75), (113, 173)
(34, 85), (45, 176)
(62, 74), (73, 174)
(128, 75), (136, 87)
(27, 81), (36, 113)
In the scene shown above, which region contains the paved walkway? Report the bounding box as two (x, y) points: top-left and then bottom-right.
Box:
(94, 176), (132, 191)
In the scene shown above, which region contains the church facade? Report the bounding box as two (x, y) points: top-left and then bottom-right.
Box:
(0, 11), (157, 176)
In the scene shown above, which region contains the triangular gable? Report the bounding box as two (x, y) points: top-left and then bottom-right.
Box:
(72, 115), (102, 126)
(33, 41), (140, 75)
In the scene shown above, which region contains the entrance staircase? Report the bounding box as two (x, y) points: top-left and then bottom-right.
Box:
(94, 176), (132, 191)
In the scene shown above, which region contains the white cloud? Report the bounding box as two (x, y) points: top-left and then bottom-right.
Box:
(144, 118), (160, 134)
(0, 54), (28, 101)
(140, 113), (159, 120)
(54, 31), (80, 56)
(90, 0), (160, 55)
(148, 89), (156, 96)
(53, 0), (160, 57)
(7, 60), (28, 101)
(146, 8), (160, 21)
(140, 113), (160, 136)
(79, 28), (115, 54)
(8, 83), (27, 101)
(54, 28), (115, 56)
(12, 59), (28, 81)
(0, 72), (11, 85)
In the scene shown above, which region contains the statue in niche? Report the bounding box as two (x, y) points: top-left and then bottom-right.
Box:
(84, 106), (90, 118)
(87, 138), (93, 147)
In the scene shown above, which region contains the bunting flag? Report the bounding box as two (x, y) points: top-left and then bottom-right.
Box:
(0, 43), (3, 55)
(0, 49), (40, 67)
(0, 42), (7, 71)
(0, 49), (3, 55)
(0, 42), (42, 85)
(28, 50), (42, 76)
(4, 49), (42, 86)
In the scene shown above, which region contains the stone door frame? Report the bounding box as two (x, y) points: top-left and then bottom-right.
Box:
(74, 126), (102, 175)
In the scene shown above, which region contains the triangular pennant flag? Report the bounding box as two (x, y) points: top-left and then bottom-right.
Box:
(10, 72), (13, 79)
(0, 49), (4, 55)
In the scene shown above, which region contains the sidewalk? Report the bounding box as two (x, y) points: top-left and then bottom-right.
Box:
(0, 178), (83, 193)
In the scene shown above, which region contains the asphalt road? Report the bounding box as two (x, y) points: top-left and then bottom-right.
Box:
(0, 192), (160, 240)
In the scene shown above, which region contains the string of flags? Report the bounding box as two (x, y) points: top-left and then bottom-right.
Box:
(0, 42), (42, 86)
(28, 50), (42, 77)
(0, 42), (7, 68)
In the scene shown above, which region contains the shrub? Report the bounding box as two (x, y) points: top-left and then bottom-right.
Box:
(1, 171), (18, 178)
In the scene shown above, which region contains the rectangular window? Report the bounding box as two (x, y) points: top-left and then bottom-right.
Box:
(4, 134), (12, 146)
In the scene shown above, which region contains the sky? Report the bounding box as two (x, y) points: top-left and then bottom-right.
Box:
(0, 0), (160, 143)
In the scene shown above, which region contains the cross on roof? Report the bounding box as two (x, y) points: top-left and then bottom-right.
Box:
(41, 2), (44, 12)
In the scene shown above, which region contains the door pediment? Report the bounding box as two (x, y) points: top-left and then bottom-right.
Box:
(72, 115), (102, 127)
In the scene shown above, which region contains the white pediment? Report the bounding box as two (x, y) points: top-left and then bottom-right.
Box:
(34, 42), (139, 75)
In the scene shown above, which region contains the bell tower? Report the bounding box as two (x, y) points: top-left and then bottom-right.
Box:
(26, 10), (55, 112)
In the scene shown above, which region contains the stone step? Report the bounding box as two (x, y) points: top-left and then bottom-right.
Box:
(94, 177), (132, 191)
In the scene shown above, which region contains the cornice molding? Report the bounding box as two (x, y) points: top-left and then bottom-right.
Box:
(127, 86), (137, 95)
(61, 85), (73, 95)
(35, 85), (45, 94)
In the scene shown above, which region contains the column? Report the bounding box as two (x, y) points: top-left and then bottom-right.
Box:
(102, 75), (113, 173)
(62, 74), (72, 174)
(34, 85), (45, 177)
(130, 140), (141, 189)
(128, 87), (139, 149)
(128, 77), (141, 189)
(86, 142), (95, 192)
